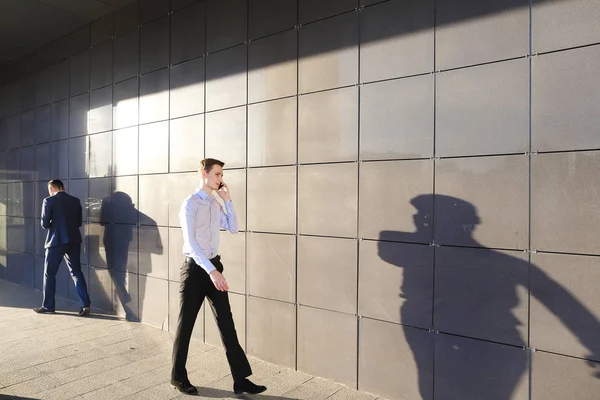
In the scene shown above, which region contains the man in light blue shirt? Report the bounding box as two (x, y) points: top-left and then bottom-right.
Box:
(171, 158), (266, 396)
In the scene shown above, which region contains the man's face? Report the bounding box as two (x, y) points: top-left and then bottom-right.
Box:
(202, 165), (224, 191)
(48, 185), (57, 196)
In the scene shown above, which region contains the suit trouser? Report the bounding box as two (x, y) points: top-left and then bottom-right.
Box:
(43, 242), (91, 310)
(171, 256), (251, 382)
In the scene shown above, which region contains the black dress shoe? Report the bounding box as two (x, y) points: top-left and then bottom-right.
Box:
(78, 307), (90, 317)
(234, 379), (267, 395)
(171, 379), (198, 395)
(33, 307), (55, 314)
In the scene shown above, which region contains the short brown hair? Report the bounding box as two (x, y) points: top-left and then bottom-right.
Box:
(48, 179), (64, 190)
(200, 158), (224, 173)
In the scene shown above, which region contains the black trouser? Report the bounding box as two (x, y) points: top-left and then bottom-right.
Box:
(171, 255), (251, 383)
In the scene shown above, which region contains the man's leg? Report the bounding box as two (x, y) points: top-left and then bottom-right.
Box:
(205, 258), (251, 382)
(171, 259), (205, 384)
(205, 258), (265, 395)
(64, 242), (91, 308)
(206, 289), (252, 381)
(41, 246), (64, 311)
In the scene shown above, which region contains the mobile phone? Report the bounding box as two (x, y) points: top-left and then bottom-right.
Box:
(218, 182), (224, 190)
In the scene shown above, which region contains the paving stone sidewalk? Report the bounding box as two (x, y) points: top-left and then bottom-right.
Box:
(0, 280), (386, 400)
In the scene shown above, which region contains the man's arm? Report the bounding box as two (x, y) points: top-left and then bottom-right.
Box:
(220, 201), (238, 234)
(41, 198), (52, 230)
(217, 183), (238, 233)
(180, 200), (216, 274)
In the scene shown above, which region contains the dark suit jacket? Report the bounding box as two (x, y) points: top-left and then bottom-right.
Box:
(41, 191), (83, 248)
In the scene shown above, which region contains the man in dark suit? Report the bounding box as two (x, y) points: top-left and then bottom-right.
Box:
(33, 179), (91, 316)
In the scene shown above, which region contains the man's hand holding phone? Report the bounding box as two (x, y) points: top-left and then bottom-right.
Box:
(217, 182), (231, 202)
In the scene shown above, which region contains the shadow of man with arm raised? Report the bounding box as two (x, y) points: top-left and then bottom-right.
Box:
(378, 194), (600, 400)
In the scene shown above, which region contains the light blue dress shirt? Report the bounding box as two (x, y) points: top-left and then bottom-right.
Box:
(179, 188), (238, 274)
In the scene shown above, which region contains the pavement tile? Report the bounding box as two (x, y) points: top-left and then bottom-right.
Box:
(282, 377), (344, 400)
(0, 386), (16, 396)
(0, 366), (45, 388)
(81, 382), (137, 400)
(136, 382), (186, 400)
(37, 375), (114, 400)
(49, 355), (132, 385)
(327, 387), (380, 400)
(6, 374), (65, 397)
(119, 365), (171, 392)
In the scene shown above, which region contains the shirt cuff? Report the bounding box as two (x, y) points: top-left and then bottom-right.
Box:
(196, 257), (215, 273)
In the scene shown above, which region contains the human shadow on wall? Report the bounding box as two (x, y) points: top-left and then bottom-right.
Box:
(106, 191), (163, 322)
(378, 194), (600, 400)
(86, 191), (163, 322)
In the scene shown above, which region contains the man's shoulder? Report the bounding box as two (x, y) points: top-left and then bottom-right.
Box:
(44, 194), (64, 206)
(54, 192), (80, 203)
(181, 193), (200, 208)
(66, 193), (81, 203)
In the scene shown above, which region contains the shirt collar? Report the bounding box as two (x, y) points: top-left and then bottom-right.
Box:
(194, 188), (213, 201)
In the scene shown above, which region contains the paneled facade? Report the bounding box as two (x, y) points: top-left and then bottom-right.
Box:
(1, 1), (600, 399)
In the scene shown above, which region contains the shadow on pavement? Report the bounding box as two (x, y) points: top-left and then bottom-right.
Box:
(192, 387), (299, 399)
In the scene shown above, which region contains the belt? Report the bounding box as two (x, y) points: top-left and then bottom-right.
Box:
(185, 255), (220, 265)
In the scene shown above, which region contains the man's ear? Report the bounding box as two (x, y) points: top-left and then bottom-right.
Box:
(201, 169), (207, 180)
